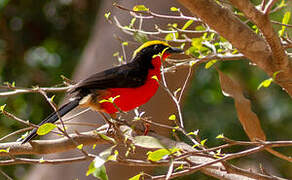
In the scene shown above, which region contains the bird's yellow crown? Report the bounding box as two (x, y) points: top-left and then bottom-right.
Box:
(133, 40), (170, 57)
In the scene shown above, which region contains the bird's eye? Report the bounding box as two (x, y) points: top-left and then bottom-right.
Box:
(153, 45), (158, 50)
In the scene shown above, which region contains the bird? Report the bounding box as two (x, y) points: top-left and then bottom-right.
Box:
(21, 40), (183, 144)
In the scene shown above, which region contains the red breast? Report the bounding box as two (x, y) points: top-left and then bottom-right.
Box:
(99, 55), (164, 114)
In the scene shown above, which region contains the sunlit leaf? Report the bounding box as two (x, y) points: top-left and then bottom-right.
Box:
(279, 11), (290, 36)
(129, 172), (143, 180)
(205, 59), (217, 69)
(170, 7), (179, 12)
(104, 12), (111, 20)
(216, 134), (224, 139)
(147, 148), (170, 161)
(36, 123), (57, 136)
(168, 114), (176, 121)
(39, 157), (45, 163)
(182, 20), (193, 30)
(257, 78), (273, 90)
(151, 75), (159, 81)
(0, 104), (6, 112)
(200, 139), (207, 146)
(133, 5), (149, 12)
(133, 136), (164, 149)
(77, 144), (83, 150)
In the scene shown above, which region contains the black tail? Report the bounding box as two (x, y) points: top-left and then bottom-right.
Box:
(21, 98), (80, 144)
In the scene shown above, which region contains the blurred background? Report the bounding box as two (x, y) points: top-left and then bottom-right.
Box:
(0, 0), (291, 179)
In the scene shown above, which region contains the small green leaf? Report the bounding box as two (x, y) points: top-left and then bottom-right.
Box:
(257, 78), (273, 90)
(50, 95), (55, 102)
(93, 144), (96, 149)
(170, 7), (179, 12)
(189, 61), (197, 67)
(147, 148), (170, 161)
(216, 134), (224, 139)
(129, 18), (136, 28)
(77, 144), (83, 150)
(107, 150), (118, 161)
(39, 157), (46, 163)
(279, 11), (290, 37)
(133, 136), (164, 149)
(98, 133), (116, 144)
(113, 52), (119, 57)
(187, 130), (199, 136)
(129, 172), (143, 180)
(165, 32), (178, 41)
(133, 5), (149, 12)
(0, 147), (10, 153)
(173, 88), (181, 97)
(182, 20), (194, 30)
(11, 81), (15, 87)
(205, 59), (218, 69)
(133, 32), (148, 44)
(151, 75), (158, 81)
(168, 114), (176, 121)
(174, 164), (184, 172)
(200, 139), (207, 146)
(37, 123), (57, 136)
(104, 12), (111, 19)
(0, 104), (6, 112)
(272, 70), (283, 79)
(122, 41), (129, 46)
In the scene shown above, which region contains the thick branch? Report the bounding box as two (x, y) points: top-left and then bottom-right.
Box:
(177, 0), (292, 97)
(0, 131), (108, 156)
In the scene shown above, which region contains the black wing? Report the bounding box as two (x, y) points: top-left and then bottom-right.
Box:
(70, 62), (148, 94)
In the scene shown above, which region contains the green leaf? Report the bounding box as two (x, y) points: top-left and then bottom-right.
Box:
(205, 59), (218, 69)
(147, 148), (170, 161)
(0, 147), (10, 153)
(0, 104), (6, 112)
(170, 7), (179, 12)
(104, 12), (111, 19)
(113, 52), (119, 57)
(133, 32), (148, 43)
(277, 0), (286, 8)
(133, 136), (164, 149)
(272, 70), (283, 79)
(200, 139), (207, 146)
(97, 133), (116, 144)
(129, 18), (136, 28)
(279, 11), (290, 37)
(168, 114), (176, 121)
(92, 165), (108, 180)
(129, 172), (143, 180)
(77, 144), (83, 150)
(165, 32), (178, 41)
(50, 95), (55, 102)
(39, 157), (46, 163)
(182, 20), (193, 30)
(37, 123), (57, 136)
(151, 75), (159, 81)
(216, 134), (224, 139)
(257, 78), (273, 90)
(92, 144), (96, 149)
(189, 61), (197, 67)
(107, 150), (118, 161)
(133, 5), (149, 12)
(187, 129), (199, 136)
(173, 88), (181, 97)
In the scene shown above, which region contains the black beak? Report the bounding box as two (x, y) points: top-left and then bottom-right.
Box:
(166, 47), (184, 54)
